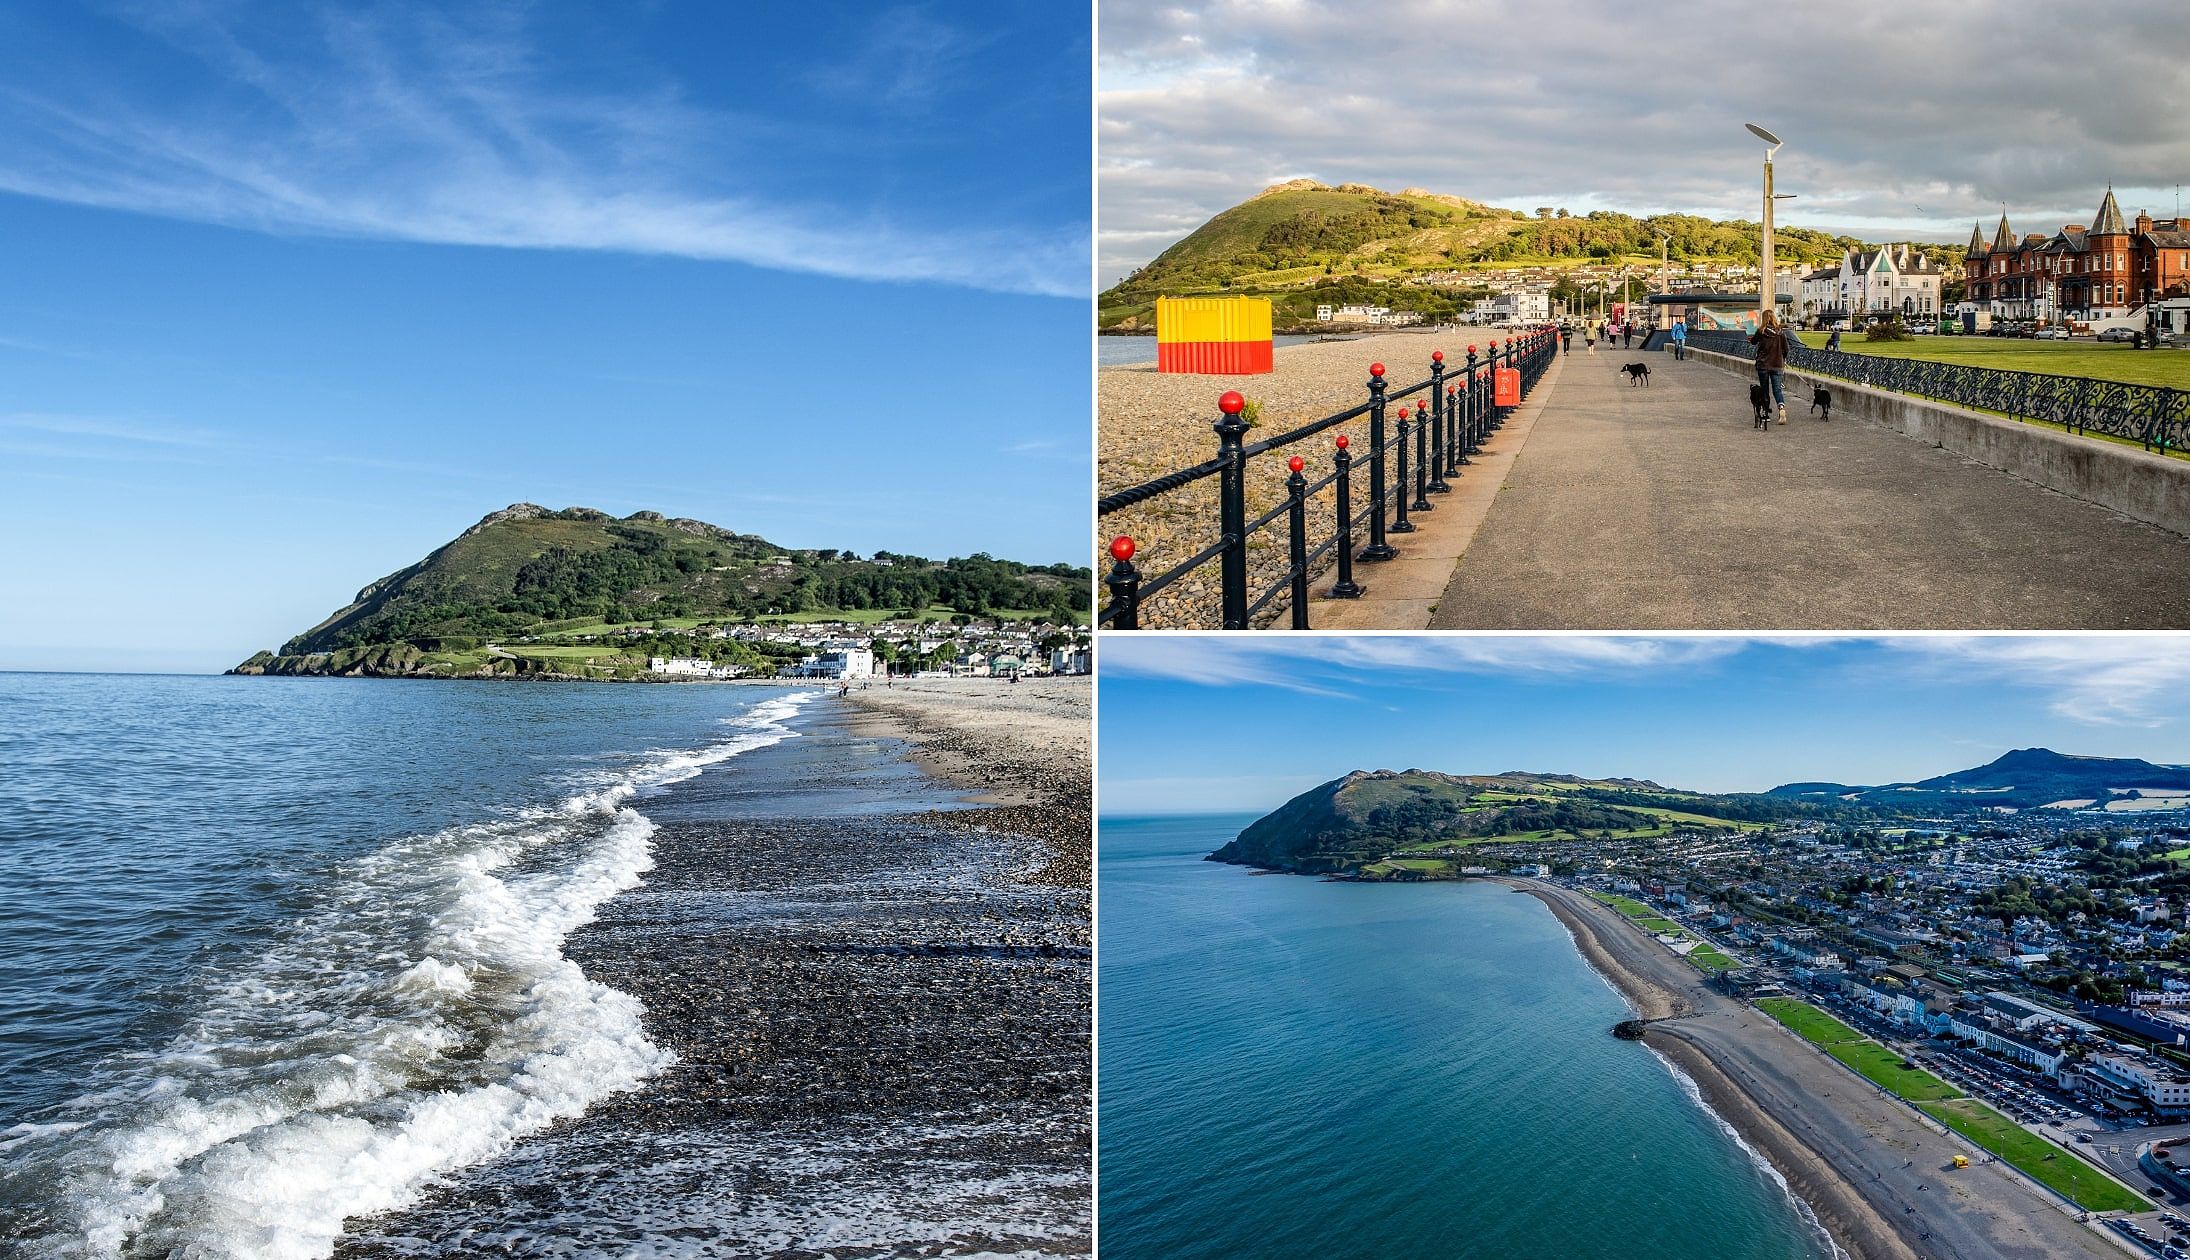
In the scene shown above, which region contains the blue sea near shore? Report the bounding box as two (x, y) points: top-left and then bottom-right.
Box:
(0, 673), (830, 1255)
(1098, 815), (1838, 1260)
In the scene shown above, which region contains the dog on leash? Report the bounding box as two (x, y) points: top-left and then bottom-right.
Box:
(1749, 383), (1772, 429)
(1809, 383), (1833, 420)
(1622, 362), (1651, 387)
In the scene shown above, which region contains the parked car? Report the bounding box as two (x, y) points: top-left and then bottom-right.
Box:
(2036, 327), (2071, 340)
(2099, 327), (2139, 342)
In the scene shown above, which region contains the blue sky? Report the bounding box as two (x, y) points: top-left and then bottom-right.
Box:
(1099, 636), (2190, 815)
(0, 2), (1090, 673)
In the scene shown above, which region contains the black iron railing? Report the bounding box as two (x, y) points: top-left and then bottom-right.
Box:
(1689, 331), (2190, 453)
(1100, 325), (1560, 629)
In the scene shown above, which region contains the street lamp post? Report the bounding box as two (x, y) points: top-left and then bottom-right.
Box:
(1747, 123), (1781, 322)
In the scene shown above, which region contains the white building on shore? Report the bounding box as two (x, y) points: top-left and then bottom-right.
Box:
(649, 656), (746, 679)
(778, 647), (876, 680)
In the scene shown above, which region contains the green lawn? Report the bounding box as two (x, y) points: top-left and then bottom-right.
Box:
(1687, 944), (1739, 975)
(1793, 332), (2190, 390)
(1916, 1099), (2148, 1212)
(503, 644), (634, 660)
(1754, 998), (1963, 1101)
(1590, 892), (1740, 975)
(1753, 999), (2147, 1211)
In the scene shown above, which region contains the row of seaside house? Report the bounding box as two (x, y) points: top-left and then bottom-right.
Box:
(1596, 873), (2190, 1120)
(1800, 963), (2190, 1119)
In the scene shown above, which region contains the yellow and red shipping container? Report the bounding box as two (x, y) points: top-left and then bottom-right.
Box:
(1155, 296), (1273, 375)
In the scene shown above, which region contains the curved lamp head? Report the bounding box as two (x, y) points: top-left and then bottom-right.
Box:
(1745, 122), (1782, 158)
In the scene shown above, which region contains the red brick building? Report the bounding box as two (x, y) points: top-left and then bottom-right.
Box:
(1963, 189), (2190, 325)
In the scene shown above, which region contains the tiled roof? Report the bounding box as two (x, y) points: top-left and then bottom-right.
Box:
(2093, 187), (2128, 235)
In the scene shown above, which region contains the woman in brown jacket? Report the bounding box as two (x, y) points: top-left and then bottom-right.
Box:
(1750, 311), (1789, 425)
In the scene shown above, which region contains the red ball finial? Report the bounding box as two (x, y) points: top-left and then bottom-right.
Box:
(1218, 390), (1245, 415)
(1369, 362), (1385, 376)
(1467, 344), (1477, 353)
(1415, 400), (1426, 413)
(1288, 455), (1304, 473)
(1447, 385), (1457, 394)
(1432, 350), (1444, 362)
(1109, 536), (1135, 563)
(1335, 434), (1350, 449)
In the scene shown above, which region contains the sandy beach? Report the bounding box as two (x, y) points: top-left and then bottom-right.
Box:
(1507, 879), (2129, 1260)
(1098, 331), (1463, 626)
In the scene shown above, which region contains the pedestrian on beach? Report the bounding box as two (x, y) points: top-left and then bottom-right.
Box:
(1750, 311), (1790, 424)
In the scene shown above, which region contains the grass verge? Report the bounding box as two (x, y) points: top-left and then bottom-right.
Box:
(1754, 998), (2148, 1212)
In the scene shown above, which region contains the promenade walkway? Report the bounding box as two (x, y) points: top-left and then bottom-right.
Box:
(1427, 346), (2190, 629)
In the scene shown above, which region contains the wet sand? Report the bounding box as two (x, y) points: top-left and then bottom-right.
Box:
(339, 685), (1091, 1257)
(1507, 879), (2126, 1260)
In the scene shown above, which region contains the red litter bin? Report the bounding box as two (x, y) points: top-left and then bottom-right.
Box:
(1493, 367), (1520, 407)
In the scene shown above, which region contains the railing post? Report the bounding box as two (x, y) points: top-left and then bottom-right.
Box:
(1427, 351), (1451, 493)
(1359, 363), (1395, 561)
(1330, 435), (1363, 598)
(1286, 455), (1310, 629)
(1105, 535), (1140, 630)
(1391, 401), (1416, 534)
(1463, 346), (1480, 459)
(1215, 389), (1251, 630)
(1445, 384), (1463, 474)
(1409, 400), (1433, 513)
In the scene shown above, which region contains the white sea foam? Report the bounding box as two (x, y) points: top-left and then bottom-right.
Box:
(16, 691), (819, 1260)
(1647, 1046), (1852, 1260)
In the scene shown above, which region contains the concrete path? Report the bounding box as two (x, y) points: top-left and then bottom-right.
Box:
(1302, 348), (1565, 629)
(1427, 347), (2190, 629)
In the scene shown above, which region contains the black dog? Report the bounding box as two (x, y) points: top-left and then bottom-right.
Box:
(1749, 382), (1771, 429)
(1809, 383), (1833, 420)
(1622, 362), (1650, 386)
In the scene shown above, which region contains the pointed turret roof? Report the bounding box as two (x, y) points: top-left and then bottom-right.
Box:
(1992, 212), (2015, 252)
(2093, 186), (2127, 235)
(1966, 222), (1988, 256)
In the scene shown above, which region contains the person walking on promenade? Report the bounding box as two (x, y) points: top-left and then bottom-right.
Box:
(1670, 319), (1687, 360)
(1585, 321), (1597, 354)
(1751, 310), (1790, 424)
(1561, 324), (1572, 353)
(1623, 324), (1635, 349)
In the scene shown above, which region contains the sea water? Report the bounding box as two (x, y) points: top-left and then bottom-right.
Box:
(0, 673), (815, 1256)
(1097, 814), (1836, 1260)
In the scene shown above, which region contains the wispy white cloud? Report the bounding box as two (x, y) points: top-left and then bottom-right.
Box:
(1882, 636), (2190, 727)
(0, 412), (226, 447)
(1106, 634), (2190, 731)
(0, 4), (1085, 297)
(1102, 633), (1751, 693)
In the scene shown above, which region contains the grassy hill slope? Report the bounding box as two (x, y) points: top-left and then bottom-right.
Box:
(1101, 179), (1944, 332)
(233, 503), (1088, 679)
(1209, 768), (1835, 875)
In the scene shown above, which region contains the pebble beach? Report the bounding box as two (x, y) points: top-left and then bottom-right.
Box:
(1098, 330), (1482, 627)
(336, 679), (1092, 1257)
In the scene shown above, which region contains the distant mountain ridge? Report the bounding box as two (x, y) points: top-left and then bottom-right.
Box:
(1768, 747), (2190, 813)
